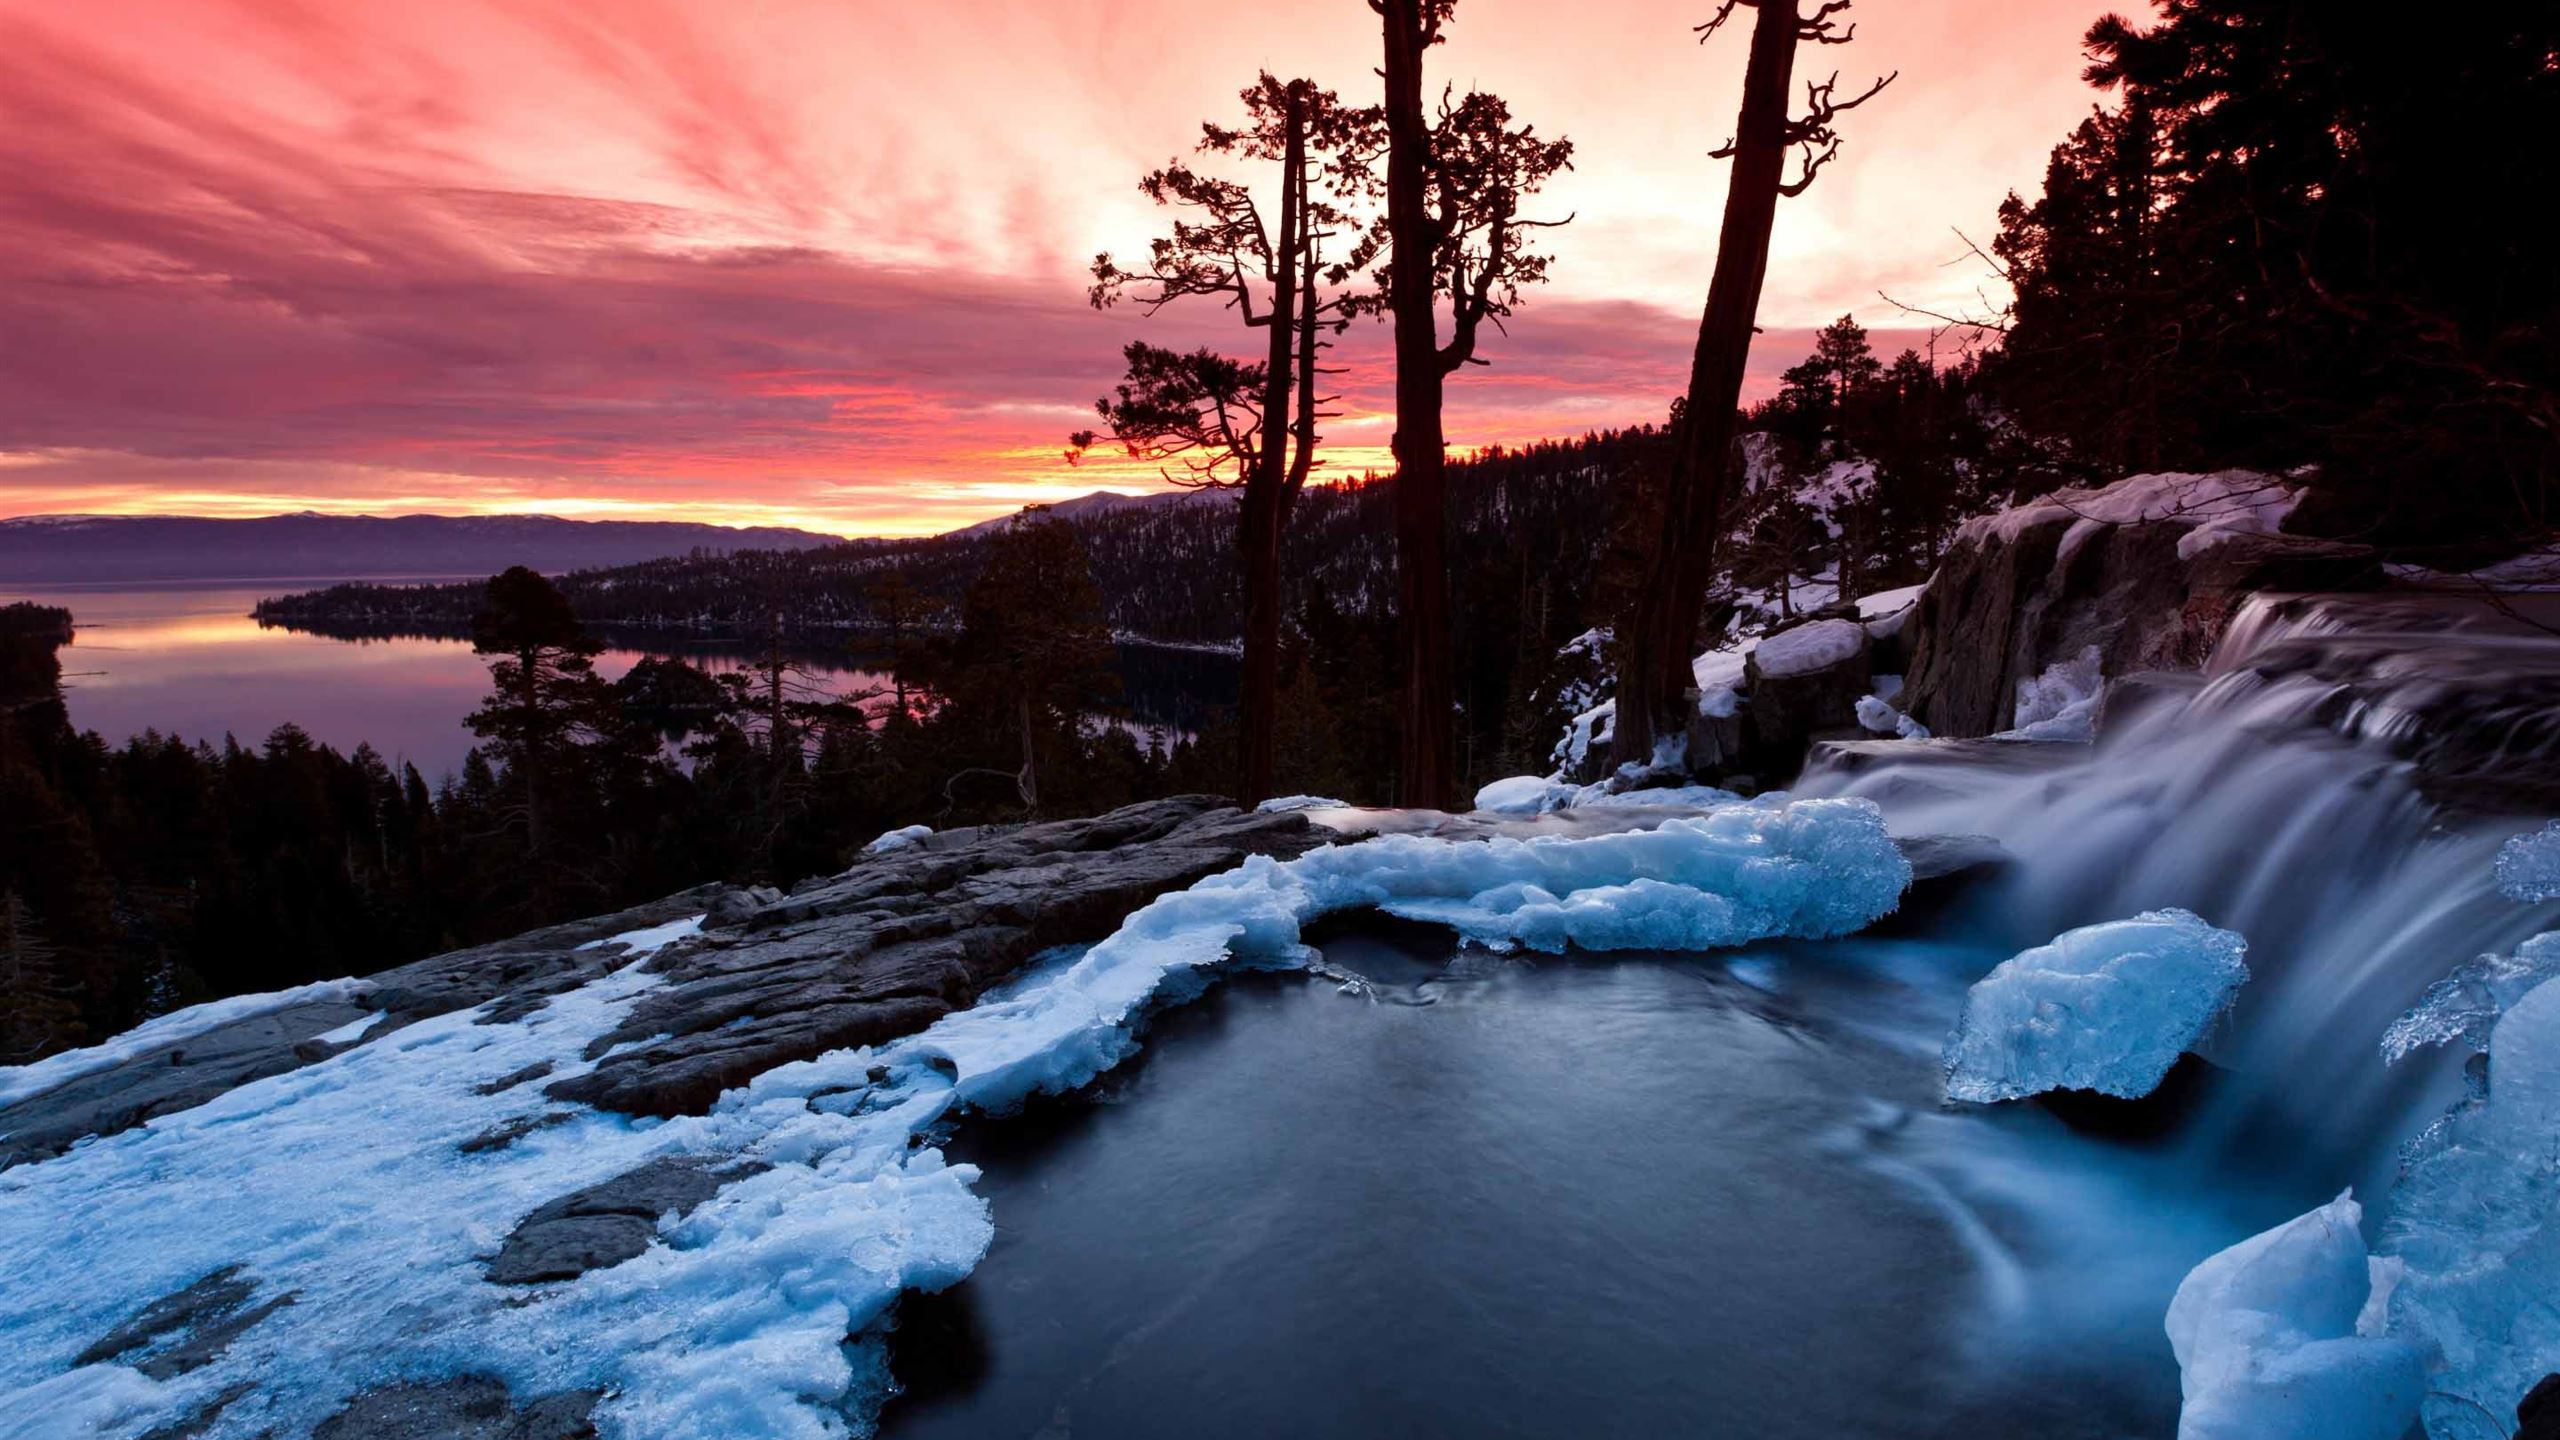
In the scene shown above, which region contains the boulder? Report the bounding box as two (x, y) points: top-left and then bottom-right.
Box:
(1742, 617), (1872, 777)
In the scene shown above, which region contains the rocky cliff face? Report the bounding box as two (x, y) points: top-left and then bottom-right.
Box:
(1898, 473), (2375, 738)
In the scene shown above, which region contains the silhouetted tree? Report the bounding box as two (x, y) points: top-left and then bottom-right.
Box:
(1083, 74), (1365, 806)
(1359, 0), (1574, 805)
(1613, 0), (1893, 767)
(466, 567), (610, 900)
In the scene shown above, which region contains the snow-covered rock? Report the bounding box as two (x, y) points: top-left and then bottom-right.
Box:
(2166, 1190), (2424, 1440)
(1962, 471), (2301, 557)
(1753, 618), (1867, 678)
(0, 796), (1910, 1439)
(1898, 469), (2367, 739)
(2380, 973), (2560, 1429)
(1943, 908), (2249, 1103)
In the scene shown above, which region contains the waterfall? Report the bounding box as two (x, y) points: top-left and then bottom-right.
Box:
(1800, 589), (2560, 1183)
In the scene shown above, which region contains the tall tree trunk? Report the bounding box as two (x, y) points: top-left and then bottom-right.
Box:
(1381, 1), (1457, 808)
(1235, 87), (1306, 808)
(1611, 0), (1805, 769)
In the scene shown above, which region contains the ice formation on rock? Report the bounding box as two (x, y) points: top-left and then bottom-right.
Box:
(2166, 1190), (2424, 1440)
(1996, 645), (2106, 742)
(1943, 908), (2249, 1103)
(2495, 820), (2560, 903)
(2381, 932), (2560, 1065)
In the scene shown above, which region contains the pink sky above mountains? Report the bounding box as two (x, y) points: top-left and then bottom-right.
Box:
(0, 0), (2106, 537)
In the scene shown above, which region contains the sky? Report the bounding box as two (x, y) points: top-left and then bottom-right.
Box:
(0, 0), (2111, 538)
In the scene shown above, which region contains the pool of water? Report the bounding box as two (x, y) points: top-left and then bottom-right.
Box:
(881, 923), (2329, 1440)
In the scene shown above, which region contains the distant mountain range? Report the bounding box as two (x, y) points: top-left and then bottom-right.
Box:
(0, 511), (842, 584)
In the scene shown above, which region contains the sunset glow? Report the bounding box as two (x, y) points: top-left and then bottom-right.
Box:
(0, 0), (2105, 536)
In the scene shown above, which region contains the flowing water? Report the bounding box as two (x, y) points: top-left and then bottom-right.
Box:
(880, 590), (2560, 1439)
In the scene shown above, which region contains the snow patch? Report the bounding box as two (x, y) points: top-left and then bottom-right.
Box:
(1943, 908), (2248, 1103)
(2166, 1190), (2424, 1440)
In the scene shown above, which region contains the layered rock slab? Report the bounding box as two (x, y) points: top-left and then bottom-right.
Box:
(545, 796), (1332, 1118)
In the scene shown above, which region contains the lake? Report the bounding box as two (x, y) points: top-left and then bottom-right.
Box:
(5, 580), (1234, 781)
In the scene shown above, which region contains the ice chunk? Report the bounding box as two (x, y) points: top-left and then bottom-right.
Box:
(865, 823), (934, 854)
(1754, 618), (1866, 678)
(1943, 908), (2249, 1103)
(2381, 931), (2560, 1064)
(1996, 644), (2104, 742)
(2166, 1190), (2424, 1440)
(2379, 974), (2560, 1431)
(2496, 821), (2560, 902)
(1377, 800), (1908, 954)
(0, 976), (376, 1110)
(910, 797), (1908, 1112)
